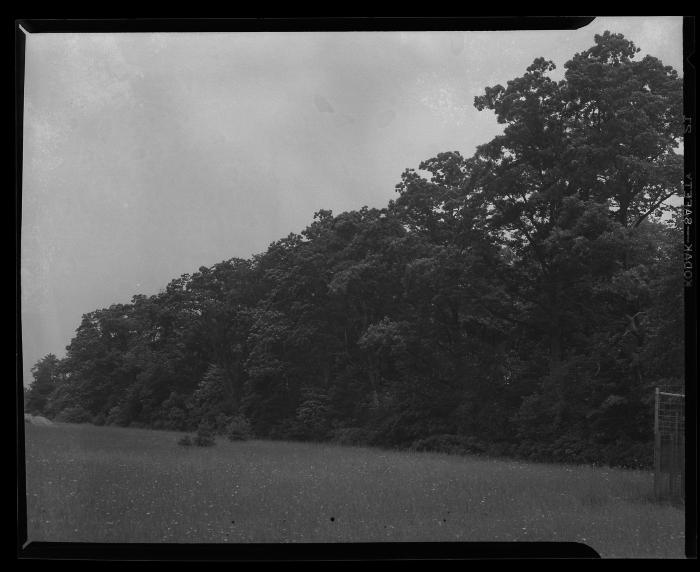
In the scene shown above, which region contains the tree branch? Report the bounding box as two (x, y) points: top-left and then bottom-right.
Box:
(632, 191), (677, 228)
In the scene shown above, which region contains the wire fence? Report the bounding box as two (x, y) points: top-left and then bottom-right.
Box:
(654, 387), (685, 502)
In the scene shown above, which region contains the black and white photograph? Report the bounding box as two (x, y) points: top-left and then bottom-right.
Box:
(18, 17), (692, 559)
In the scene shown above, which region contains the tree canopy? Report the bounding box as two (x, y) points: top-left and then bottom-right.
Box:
(26, 32), (683, 468)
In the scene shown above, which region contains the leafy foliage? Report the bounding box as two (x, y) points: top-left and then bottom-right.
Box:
(28, 32), (683, 469)
(194, 421), (216, 447)
(225, 415), (253, 441)
(25, 354), (62, 414)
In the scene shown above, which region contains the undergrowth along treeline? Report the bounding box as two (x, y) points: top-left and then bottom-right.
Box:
(24, 32), (684, 469)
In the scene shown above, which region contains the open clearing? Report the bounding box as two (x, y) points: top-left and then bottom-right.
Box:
(23, 423), (685, 557)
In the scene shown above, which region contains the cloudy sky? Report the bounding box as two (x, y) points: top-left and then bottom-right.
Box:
(20, 17), (684, 382)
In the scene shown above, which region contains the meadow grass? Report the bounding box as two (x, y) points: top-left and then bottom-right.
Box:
(23, 423), (685, 557)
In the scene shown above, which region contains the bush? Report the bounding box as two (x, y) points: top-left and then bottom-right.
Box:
(194, 433), (216, 447)
(226, 415), (253, 441)
(106, 405), (131, 427)
(370, 409), (454, 448)
(330, 427), (379, 447)
(410, 434), (486, 456)
(214, 413), (232, 433)
(268, 418), (310, 441)
(165, 406), (189, 431)
(598, 439), (652, 469)
(502, 436), (652, 469)
(485, 441), (512, 458)
(295, 398), (331, 440)
(194, 422), (216, 447)
(177, 435), (193, 447)
(55, 405), (92, 424)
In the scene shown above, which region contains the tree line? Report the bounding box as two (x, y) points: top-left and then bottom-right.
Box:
(25, 32), (684, 468)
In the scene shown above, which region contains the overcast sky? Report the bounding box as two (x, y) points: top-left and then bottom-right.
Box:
(20, 17), (684, 383)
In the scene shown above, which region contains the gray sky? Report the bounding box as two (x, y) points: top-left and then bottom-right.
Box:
(20, 17), (683, 383)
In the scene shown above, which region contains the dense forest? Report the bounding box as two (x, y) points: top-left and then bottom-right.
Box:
(24, 33), (684, 468)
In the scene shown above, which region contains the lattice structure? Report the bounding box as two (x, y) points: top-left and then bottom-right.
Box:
(654, 387), (685, 502)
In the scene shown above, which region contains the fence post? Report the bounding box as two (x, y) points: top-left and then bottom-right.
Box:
(653, 387), (660, 500)
(671, 410), (680, 500)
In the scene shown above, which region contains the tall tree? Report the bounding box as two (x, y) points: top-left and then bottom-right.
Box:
(472, 32), (682, 373)
(25, 353), (62, 415)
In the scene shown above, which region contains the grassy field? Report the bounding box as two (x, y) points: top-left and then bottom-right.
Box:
(23, 422), (685, 557)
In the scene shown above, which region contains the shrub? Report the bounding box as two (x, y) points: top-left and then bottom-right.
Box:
(106, 405), (130, 427)
(330, 427), (379, 447)
(166, 406), (188, 431)
(599, 439), (652, 469)
(194, 422), (216, 447)
(410, 434), (486, 456)
(226, 415), (253, 441)
(214, 413), (233, 433)
(295, 398), (331, 440)
(370, 409), (453, 448)
(268, 418), (309, 441)
(194, 433), (216, 447)
(486, 441), (515, 459)
(55, 405), (92, 424)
